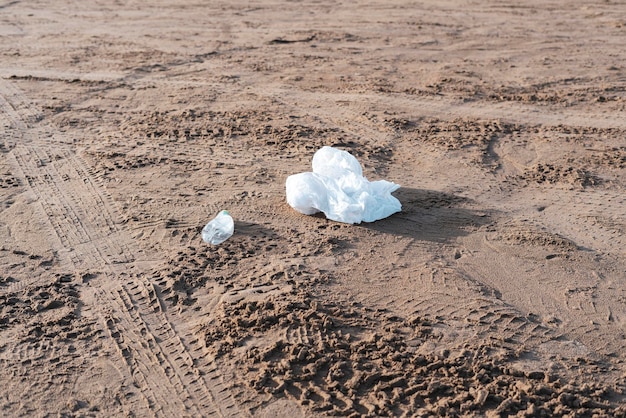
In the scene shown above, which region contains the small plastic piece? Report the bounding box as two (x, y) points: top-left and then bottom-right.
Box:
(201, 210), (234, 245)
(286, 146), (401, 224)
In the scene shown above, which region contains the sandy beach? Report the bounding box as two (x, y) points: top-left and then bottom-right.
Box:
(1, 0), (625, 416)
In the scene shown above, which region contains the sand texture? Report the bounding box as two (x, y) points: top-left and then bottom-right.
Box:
(1, 0), (625, 416)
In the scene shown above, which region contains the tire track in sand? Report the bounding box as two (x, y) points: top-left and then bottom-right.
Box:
(0, 79), (245, 417)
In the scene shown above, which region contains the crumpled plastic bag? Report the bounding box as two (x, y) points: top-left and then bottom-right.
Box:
(286, 146), (401, 224)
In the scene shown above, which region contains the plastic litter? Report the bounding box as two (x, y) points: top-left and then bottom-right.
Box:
(286, 146), (401, 224)
(201, 210), (234, 245)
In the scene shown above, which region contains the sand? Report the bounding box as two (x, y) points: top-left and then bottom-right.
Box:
(1, 0), (625, 416)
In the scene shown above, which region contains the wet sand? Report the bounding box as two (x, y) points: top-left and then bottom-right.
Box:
(1, 1), (625, 416)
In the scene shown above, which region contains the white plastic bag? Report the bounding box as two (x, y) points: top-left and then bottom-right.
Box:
(286, 146), (401, 224)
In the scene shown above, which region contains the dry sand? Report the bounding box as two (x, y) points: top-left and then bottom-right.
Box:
(1, 0), (625, 416)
